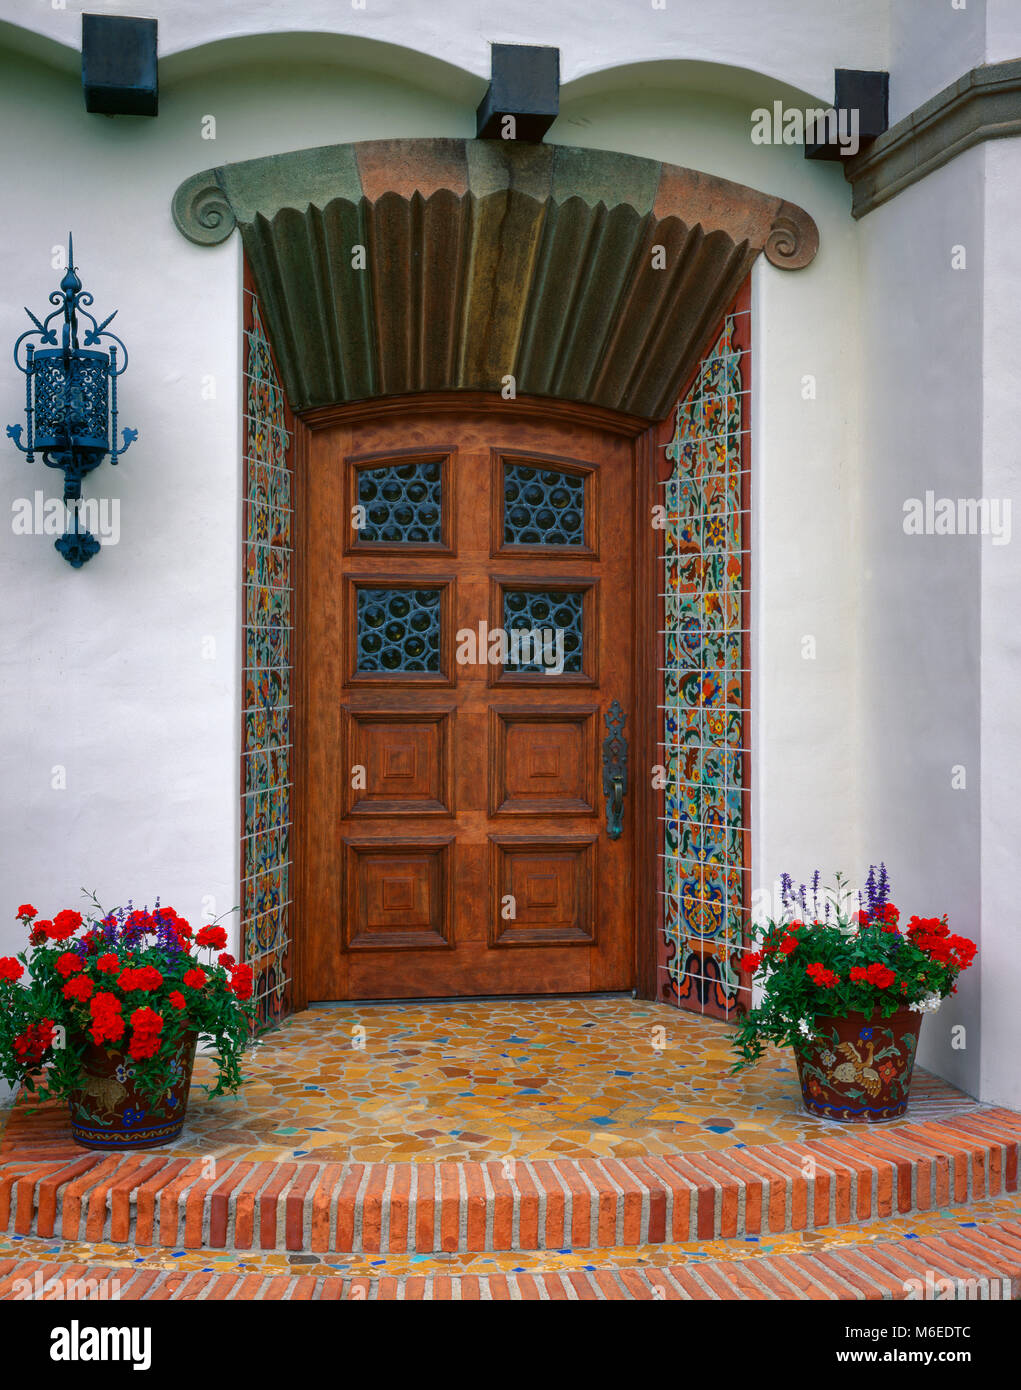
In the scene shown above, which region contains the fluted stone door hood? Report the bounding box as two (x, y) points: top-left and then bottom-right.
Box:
(173, 138), (818, 421)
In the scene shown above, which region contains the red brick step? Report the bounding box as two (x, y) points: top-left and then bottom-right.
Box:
(0, 1110), (1017, 1255)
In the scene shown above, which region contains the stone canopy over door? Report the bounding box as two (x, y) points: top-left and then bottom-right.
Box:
(173, 137), (818, 1005)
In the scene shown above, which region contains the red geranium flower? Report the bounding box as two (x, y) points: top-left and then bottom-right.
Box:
(778, 934), (799, 957)
(739, 951), (762, 974)
(806, 961), (839, 989)
(16, 904), (37, 920)
(55, 951), (85, 978)
(218, 953), (236, 969)
(183, 968), (207, 990)
(63, 975), (95, 1002)
(196, 924), (228, 951)
(168, 991), (186, 1011)
(0, 956), (24, 983)
(96, 953), (120, 974)
(47, 909), (83, 942)
(128, 1006), (164, 1060)
(13, 1019), (55, 1063)
(865, 962), (896, 989)
(229, 963), (254, 1001)
(117, 965), (164, 993)
(89, 991), (125, 1045)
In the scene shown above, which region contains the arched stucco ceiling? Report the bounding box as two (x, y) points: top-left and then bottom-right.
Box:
(173, 137), (818, 421)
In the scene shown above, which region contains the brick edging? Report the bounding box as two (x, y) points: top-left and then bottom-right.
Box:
(0, 1110), (1017, 1255)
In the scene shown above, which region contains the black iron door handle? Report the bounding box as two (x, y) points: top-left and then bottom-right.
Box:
(602, 700), (628, 840)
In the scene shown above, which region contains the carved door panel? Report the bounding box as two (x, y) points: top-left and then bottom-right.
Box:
(301, 401), (636, 1000)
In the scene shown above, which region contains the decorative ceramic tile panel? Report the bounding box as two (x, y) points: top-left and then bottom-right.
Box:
(503, 463), (585, 546)
(242, 285), (293, 1030)
(659, 305), (751, 1020)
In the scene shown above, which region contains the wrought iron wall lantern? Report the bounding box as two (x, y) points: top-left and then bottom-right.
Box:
(7, 236), (137, 566)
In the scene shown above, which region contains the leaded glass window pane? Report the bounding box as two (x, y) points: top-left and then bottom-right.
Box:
(503, 463), (585, 546)
(357, 587), (441, 672)
(503, 589), (583, 673)
(357, 460), (442, 544)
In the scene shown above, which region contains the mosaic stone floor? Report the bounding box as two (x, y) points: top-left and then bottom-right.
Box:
(3, 996), (974, 1167)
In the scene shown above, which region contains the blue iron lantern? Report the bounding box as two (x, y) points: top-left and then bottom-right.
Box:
(7, 236), (137, 566)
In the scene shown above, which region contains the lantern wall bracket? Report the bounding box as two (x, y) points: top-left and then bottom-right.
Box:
(7, 236), (137, 567)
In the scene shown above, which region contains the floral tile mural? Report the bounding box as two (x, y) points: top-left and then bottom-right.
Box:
(241, 282), (293, 1029)
(659, 293), (751, 1020)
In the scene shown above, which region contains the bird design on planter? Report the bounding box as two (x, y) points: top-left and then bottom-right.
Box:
(829, 1040), (882, 1098)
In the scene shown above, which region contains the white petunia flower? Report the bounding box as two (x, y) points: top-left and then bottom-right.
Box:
(908, 993), (943, 1014)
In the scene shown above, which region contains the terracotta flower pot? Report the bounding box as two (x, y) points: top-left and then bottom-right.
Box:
(795, 1008), (923, 1123)
(68, 1032), (197, 1149)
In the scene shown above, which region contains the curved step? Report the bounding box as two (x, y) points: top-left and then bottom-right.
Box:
(2, 1216), (1019, 1300)
(1, 1110), (1017, 1254)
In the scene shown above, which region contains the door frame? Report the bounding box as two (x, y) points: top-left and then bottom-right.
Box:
(289, 390), (661, 1008)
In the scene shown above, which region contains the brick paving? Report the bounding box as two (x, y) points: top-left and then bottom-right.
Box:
(1, 1216), (1018, 1299)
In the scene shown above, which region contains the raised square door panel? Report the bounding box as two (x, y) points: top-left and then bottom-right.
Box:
(343, 707), (454, 816)
(489, 706), (597, 815)
(343, 836), (454, 951)
(489, 835), (597, 947)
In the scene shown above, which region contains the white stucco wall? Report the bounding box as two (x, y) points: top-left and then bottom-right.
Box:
(979, 137), (1021, 1109)
(856, 148), (985, 1099)
(888, 0), (986, 124)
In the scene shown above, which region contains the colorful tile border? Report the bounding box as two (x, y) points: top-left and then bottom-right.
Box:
(658, 285), (752, 1019)
(241, 272), (295, 1028)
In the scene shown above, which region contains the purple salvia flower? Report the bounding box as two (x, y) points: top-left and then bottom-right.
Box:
(780, 872), (793, 913)
(877, 863), (890, 914)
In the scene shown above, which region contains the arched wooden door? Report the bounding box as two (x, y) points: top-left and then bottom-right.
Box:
(298, 396), (644, 1000)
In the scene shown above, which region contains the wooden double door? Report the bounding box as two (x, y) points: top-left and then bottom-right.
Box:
(300, 398), (640, 1000)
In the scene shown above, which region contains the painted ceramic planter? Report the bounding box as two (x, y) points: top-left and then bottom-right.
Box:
(68, 1032), (197, 1150)
(795, 1008), (923, 1123)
